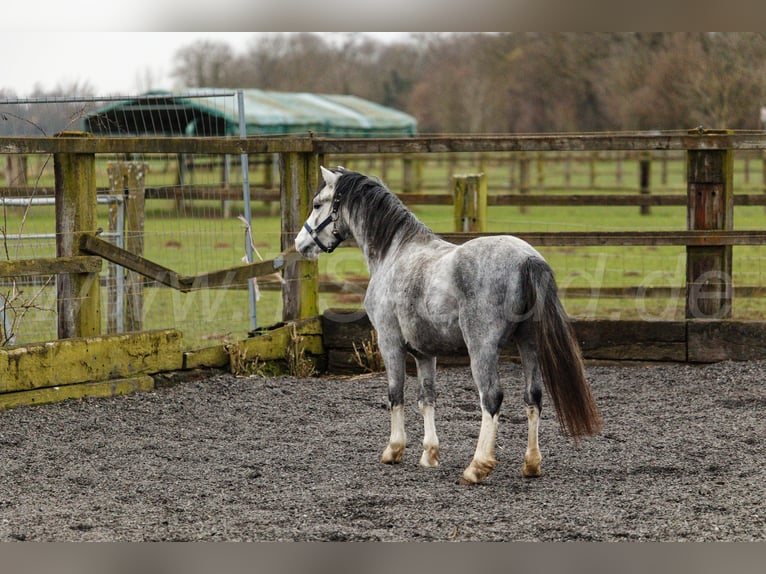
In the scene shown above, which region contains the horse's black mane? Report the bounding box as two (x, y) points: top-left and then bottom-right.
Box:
(333, 170), (434, 260)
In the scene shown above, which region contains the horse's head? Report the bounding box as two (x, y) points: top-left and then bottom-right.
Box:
(295, 166), (348, 259)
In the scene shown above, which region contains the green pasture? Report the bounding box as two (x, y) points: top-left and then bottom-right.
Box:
(3, 152), (766, 348)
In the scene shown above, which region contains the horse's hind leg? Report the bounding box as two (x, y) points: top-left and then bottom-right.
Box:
(461, 342), (504, 484)
(415, 355), (440, 467)
(517, 335), (543, 478)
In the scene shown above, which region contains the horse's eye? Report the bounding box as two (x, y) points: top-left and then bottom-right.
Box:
(313, 203), (321, 210)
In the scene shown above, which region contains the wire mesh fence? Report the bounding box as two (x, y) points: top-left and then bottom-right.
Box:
(1, 92), (282, 349)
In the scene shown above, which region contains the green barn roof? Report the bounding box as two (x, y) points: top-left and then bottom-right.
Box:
(83, 88), (417, 137)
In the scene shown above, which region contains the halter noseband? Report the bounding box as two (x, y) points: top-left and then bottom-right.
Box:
(303, 188), (345, 253)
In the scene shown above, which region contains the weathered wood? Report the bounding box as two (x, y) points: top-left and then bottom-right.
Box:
(80, 234), (299, 292)
(437, 230), (766, 247)
(124, 163), (147, 331)
(0, 256), (101, 277)
(321, 309), (691, 366)
(686, 136), (734, 319)
(180, 251), (302, 290)
(80, 234), (184, 290)
(321, 308), (374, 350)
(572, 319), (687, 362)
(280, 152), (319, 321)
(0, 329), (182, 392)
(4, 132), (766, 157)
(183, 317), (323, 369)
(0, 136), (315, 155)
(144, 185), (280, 202)
(0, 375), (155, 410)
(54, 132), (100, 339)
(453, 173), (487, 232)
(687, 320), (766, 362)
(639, 151), (651, 216)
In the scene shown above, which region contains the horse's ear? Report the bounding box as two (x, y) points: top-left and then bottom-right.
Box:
(320, 165), (339, 188)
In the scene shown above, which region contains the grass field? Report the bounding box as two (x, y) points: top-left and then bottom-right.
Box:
(3, 151), (766, 348)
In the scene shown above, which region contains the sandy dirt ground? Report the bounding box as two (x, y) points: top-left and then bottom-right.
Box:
(0, 359), (764, 541)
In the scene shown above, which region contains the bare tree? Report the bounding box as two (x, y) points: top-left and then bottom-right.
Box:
(172, 39), (235, 88)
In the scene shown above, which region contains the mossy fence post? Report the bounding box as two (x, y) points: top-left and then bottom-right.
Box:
(54, 131), (101, 339)
(280, 152), (319, 321)
(453, 173), (487, 232)
(686, 129), (734, 319)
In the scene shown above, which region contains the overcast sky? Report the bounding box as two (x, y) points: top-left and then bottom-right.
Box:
(2, 1), (760, 98)
(1, 32), (413, 98)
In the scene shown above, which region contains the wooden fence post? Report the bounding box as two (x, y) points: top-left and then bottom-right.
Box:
(686, 130), (733, 319)
(54, 132), (101, 339)
(402, 155), (422, 193)
(107, 162), (147, 333)
(639, 151), (652, 216)
(453, 173), (487, 233)
(281, 152), (319, 321)
(518, 154), (531, 214)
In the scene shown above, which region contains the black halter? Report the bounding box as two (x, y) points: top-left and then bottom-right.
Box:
(303, 188), (345, 253)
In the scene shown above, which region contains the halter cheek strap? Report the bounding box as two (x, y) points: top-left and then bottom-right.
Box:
(303, 189), (346, 253)
(303, 217), (344, 253)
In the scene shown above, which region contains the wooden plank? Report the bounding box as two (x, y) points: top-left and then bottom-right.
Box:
(437, 230), (766, 247)
(3, 132), (766, 157)
(321, 309), (689, 366)
(0, 329), (182, 392)
(183, 317), (323, 369)
(181, 251), (302, 290)
(571, 319), (687, 362)
(321, 309), (374, 350)
(0, 256), (101, 277)
(0, 376), (154, 410)
(403, 192), (766, 208)
(0, 136), (315, 155)
(687, 320), (766, 362)
(80, 233), (300, 291)
(80, 234), (184, 290)
(144, 185), (280, 202)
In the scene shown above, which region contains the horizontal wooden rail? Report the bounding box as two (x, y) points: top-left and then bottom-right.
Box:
(3, 131), (766, 156)
(437, 230), (766, 247)
(0, 256), (102, 277)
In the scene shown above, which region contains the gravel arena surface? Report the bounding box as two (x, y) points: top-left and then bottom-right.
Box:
(0, 360), (764, 542)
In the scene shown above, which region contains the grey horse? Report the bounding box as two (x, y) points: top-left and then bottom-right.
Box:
(295, 166), (601, 483)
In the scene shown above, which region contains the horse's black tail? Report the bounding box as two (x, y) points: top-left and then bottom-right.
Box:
(522, 257), (602, 440)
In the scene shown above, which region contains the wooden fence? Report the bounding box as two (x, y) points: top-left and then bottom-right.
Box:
(4, 130), (766, 370)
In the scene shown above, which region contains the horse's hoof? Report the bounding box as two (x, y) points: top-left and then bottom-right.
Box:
(380, 444), (405, 464)
(461, 457), (495, 484)
(521, 461), (541, 478)
(419, 446), (440, 468)
(522, 451), (542, 478)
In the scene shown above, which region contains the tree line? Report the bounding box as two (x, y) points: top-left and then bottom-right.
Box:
(1, 33), (765, 136)
(170, 32), (766, 134)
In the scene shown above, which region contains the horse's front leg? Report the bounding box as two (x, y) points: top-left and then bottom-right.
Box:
(415, 355), (440, 467)
(379, 345), (407, 464)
